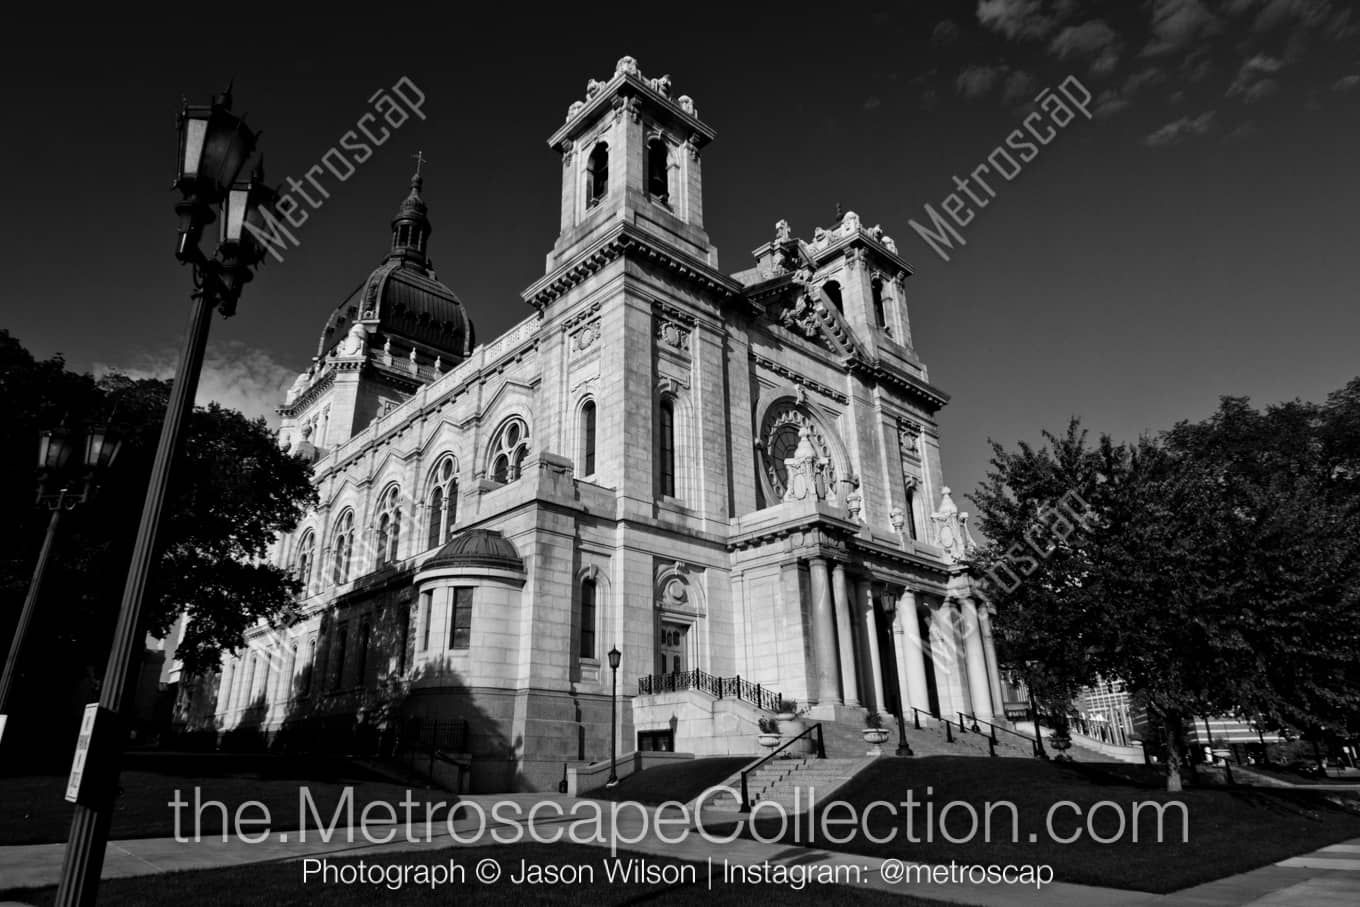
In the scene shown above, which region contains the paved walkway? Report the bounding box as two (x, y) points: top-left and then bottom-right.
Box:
(1, 795), (1359, 906)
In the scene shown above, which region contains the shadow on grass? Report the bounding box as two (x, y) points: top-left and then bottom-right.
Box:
(589, 758), (752, 805)
(710, 755), (1360, 893)
(0, 842), (941, 907)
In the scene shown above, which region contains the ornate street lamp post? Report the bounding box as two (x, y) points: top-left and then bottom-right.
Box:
(0, 426), (122, 740)
(606, 646), (622, 787)
(877, 593), (913, 756)
(54, 88), (275, 907)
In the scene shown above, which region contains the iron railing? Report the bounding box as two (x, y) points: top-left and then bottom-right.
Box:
(637, 669), (781, 712)
(964, 712), (1044, 758)
(401, 716), (470, 777)
(740, 723), (825, 810)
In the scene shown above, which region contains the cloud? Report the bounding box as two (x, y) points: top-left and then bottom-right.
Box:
(976, 0), (1077, 40)
(1226, 120), (1261, 141)
(1094, 89), (1130, 117)
(1144, 0), (1221, 55)
(1049, 20), (1123, 75)
(1228, 54), (1284, 101)
(956, 64), (1007, 99)
(932, 19), (963, 46)
(1001, 69), (1039, 103)
(1142, 110), (1217, 146)
(1333, 74), (1360, 91)
(94, 342), (296, 426)
(1124, 67), (1166, 95)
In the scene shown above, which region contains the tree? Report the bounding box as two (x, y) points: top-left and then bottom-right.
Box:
(972, 385), (1360, 791)
(0, 331), (316, 753)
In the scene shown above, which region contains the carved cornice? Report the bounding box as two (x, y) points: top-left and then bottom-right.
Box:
(522, 223), (744, 311)
(752, 354), (849, 405)
(278, 369), (336, 417)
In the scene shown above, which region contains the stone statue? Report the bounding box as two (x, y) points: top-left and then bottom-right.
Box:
(775, 218), (791, 242)
(285, 371), (309, 404)
(615, 55), (639, 77)
(339, 321), (367, 356)
(677, 95), (695, 116)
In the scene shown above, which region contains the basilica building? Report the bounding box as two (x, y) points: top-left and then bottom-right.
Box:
(208, 56), (1006, 792)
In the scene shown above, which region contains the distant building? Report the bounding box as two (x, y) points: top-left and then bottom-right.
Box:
(199, 56), (1003, 791)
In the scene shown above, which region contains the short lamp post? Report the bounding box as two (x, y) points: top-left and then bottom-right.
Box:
(0, 426), (122, 737)
(877, 593), (913, 757)
(53, 88), (275, 907)
(606, 646), (622, 788)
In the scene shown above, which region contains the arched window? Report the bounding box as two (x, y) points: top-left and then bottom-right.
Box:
(295, 531), (315, 596)
(579, 577), (597, 659)
(427, 456), (459, 548)
(871, 277), (888, 329)
(489, 417), (530, 484)
(823, 280), (844, 314)
(332, 510), (355, 585)
(586, 142), (609, 208)
(375, 486), (402, 568)
(580, 400), (597, 476)
(658, 398), (676, 497)
(646, 136), (668, 203)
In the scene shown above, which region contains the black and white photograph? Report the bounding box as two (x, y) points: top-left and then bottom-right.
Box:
(2, 2), (1360, 904)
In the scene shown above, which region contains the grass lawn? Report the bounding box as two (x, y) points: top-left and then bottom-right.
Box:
(715, 756), (1360, 893)
(590, 757), (751, 805)
(0, 842), (941, 906)
(0, 753), (452, 845)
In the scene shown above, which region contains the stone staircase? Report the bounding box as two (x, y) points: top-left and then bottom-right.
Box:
(702, 755), (871, 812)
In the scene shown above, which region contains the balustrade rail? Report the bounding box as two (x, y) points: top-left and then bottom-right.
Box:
(637, 669), (781, 712)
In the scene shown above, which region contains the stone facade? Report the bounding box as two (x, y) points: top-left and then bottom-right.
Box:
(205, 56), (1004, 792)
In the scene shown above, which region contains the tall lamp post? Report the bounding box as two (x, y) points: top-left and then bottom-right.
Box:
(53, 88), (275, 907)
(877, 593), (913, 756)
(606, 646), (621, 788)
(0, 425), (122, 741)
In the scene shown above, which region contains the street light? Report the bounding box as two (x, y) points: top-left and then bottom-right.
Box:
(606, 646), (622, 788)
(877, 592), (913, 757)
(53, 87), (273, 907)
(0, 425), (122, 740)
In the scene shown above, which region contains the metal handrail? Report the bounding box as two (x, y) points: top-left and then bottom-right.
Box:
(740, 723), (825, 810)
(966, 713), (1043, 758)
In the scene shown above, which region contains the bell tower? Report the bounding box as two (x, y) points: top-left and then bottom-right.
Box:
(544, 55), (717, 272)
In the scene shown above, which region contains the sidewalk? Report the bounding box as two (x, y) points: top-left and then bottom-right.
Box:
(0, 794), (1357, 906)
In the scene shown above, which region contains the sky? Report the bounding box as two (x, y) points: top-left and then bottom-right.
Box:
(2, 0), (1358, 514)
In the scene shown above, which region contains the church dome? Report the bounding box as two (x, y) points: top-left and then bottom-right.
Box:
(315, 172), (475, 361)
(423, 529), (524, 572)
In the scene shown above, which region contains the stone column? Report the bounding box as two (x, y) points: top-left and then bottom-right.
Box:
(977, 601), (1007, 722)
(858, 580), (886, 713)
(831, 562), (860, 707)
(960, 595), (995, 722)
(899, 589), (932, 717)
(930, 601), (958, 717)
(808, 557), (841, 705)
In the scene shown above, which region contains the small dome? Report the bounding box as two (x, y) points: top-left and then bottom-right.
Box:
(423, 529), (524, 572)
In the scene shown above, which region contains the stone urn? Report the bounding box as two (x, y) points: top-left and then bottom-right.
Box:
(862, 728), (891, 756)
(757, 733), (782, 752)
(775, 704), (809, 757)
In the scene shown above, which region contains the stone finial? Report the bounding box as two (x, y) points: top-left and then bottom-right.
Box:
(651, 74), (672, 97)
(285, 371), (309, 404)
(677, 95), (695, 116)
(434, 355), (443, 374)
(840, 210), (861, 235)
(883, 235), (898, 253)
(567, 100), (585, 119)
(890, 507), (906, 533)
(775, 218), (791, 242)
(615, 55), (639, 77)
(930, 486), (975, 562)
